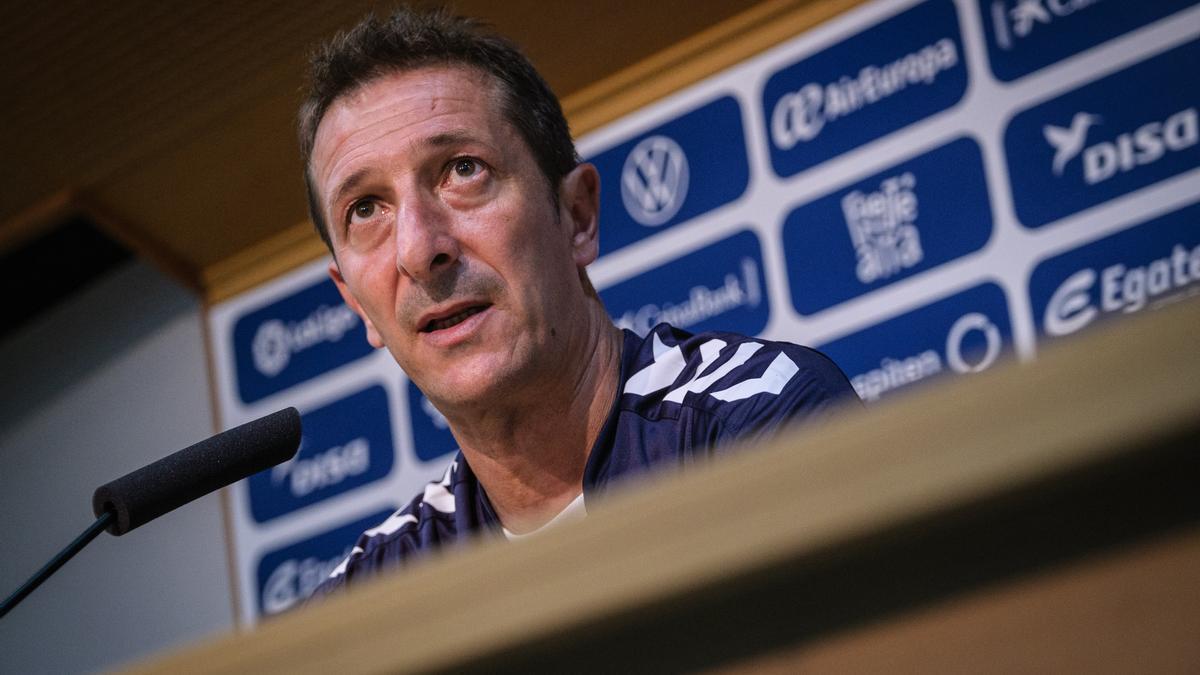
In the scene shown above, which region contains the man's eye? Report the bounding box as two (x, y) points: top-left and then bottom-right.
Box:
(452, 158), (480, 178)
(350, 200), (376, 221)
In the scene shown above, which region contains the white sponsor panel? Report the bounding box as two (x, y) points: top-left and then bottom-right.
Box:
(208, 0), (1200, 623)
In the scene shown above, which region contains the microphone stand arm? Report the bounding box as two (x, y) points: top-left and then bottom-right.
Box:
(0, 510), (113, 620)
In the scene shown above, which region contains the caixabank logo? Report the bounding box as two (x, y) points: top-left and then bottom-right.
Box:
(819, 283), (1013, 402)
(255, 507), (394, 617)
(762, 0), (968, 178)
(601, 230), (769, 338)
(589, 96), (750, 256)
(1005, 39), (1200, 229)
(232, 277), (373, 404)
(247, 385), (395, 523)
(979, 0), (1195, 82)
(783, 137), (992, 315)
(1030, 201), (1200, 342)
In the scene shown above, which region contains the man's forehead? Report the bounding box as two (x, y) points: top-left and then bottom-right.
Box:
(324, 65), (501, 138)
(312, 65), (509, 178)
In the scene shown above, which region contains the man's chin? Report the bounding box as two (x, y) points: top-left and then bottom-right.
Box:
(410, 358), (528, 413)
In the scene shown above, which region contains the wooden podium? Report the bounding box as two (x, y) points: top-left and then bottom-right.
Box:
(128, 299), (1200, 673)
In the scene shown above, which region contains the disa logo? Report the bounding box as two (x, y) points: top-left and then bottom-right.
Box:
(270, 437), (371, 498)
(1043, 108), (1198, 185)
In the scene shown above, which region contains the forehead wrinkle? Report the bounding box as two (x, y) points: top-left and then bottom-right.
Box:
(323, 121), (506, 208)
(314, 67), (511, 208)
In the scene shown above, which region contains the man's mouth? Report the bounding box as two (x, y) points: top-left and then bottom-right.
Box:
(421, 305), (490, 333)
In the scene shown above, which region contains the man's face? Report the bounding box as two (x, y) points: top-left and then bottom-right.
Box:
(310, 66), (598, 410)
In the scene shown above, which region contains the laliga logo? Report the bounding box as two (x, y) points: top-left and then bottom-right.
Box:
(251, 304), (360, 377)
(621, 135), (689, 226)
(1043, 108), (1198, 185)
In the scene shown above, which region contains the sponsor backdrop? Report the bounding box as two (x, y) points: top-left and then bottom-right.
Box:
(207, 0), (1200, 623)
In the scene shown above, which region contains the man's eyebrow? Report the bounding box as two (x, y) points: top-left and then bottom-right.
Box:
(423, 130), (482, 149)
(327, 131), (489, 208)
(330, 168), (371, 211)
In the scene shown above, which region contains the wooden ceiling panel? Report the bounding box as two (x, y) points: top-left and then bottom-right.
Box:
(0, 1), (796, 297)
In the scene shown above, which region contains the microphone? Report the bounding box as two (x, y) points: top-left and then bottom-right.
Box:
(1, 408), (302, 619)
(93, 407), (303, 535)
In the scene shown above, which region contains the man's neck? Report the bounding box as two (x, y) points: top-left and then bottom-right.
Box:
(441, 310), (623, 534)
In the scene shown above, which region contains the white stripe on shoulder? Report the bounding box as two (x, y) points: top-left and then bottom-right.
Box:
(422, 480), (456, 514)
(710, 351), (800, 402)
(363, 511), (418, 539)
(328, 545), (363, 579)
(625, 332), (687, 396)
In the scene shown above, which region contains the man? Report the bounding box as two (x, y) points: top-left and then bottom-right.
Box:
(301, 8), (859, 599)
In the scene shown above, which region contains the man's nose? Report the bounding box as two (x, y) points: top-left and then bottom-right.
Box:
(393, 194), (461, 282)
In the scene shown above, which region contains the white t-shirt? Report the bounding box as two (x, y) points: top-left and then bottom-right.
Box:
(501, 493), (587, 542)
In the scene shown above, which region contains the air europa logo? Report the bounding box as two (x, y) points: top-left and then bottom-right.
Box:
(770, 39), (958, 149)
(251, 304), (360, 377)
(1043, 108), (1198, 185)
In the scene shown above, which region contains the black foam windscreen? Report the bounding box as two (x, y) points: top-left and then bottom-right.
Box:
(92, 408), (302, 535)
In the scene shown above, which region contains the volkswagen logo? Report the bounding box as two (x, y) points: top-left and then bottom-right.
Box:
(621, 135), (689, 226)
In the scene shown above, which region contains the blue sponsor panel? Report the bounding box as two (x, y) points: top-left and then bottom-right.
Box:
(248, 385), (395, 523)
(1005, 39), (1200, 229)
(232, 277), (373, 404)
(783, 137), (993, 316)
(601, 229), (769, 338)
(407, 379), (459, 462)
(1029, 200), (1200, 343)
(589, 96), (750, 256)
(819, 283), (1014, 403)
(979, 0), (1197, 82)
(255, 507), (394, 617)
(762, 0), (968, 179)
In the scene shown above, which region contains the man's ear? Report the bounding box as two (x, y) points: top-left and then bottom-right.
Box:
(559, 162), (601, 268)
(329, 260), (385, 349)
